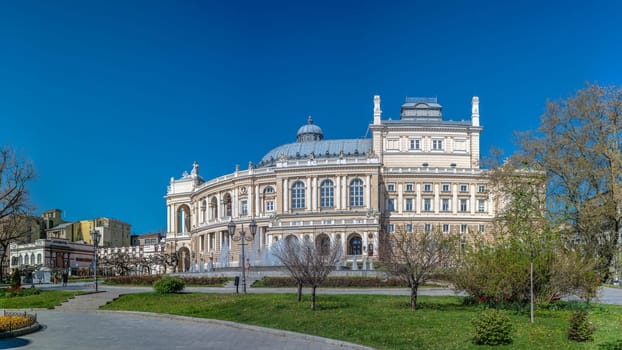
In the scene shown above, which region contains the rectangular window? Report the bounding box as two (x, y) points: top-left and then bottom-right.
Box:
(387, 183), (395, 192)
(478, 224), (486, 233)
(405, 224), (413, 233)
(241, 200), (248, 216)
(388, 224), (395, 233)
(424, 183), (432, 192)
(424, 224), (432, 233)
(423, 198), (432, 212)
(405, 183), (413, 192)
(441, 198), (450, 212)
(460, 184), (469, 192)
(460, 224), (468, 234)
(266, 200), (274, 212)
(387, 198), (395, 212)
(442, 224), (450, 233)
(432, 139), (444, 150)
(409, 138), (421, 150)
(387, 138), (400, 150)
(478, 184), (486, 193)
(405, 198), (414, 212)
(459, 199), (468, 212)
(478, 199), (486, 213)
(442, 183), (450, 192)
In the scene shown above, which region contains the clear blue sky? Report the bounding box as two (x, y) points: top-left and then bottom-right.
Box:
(1, 1), (620, 234)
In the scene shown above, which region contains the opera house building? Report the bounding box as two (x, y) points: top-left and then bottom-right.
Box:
(165, 95), (495, 271)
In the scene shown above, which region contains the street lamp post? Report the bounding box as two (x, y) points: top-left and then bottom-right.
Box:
(227, 219), (257, 294)
(92, 231), (101, 292)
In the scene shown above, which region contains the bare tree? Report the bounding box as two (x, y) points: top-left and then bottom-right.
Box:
(0, 147), (35, 280)
(387, 227), (458, 310)
(0, 214), (29, 279)
(272, 237), (342, 310)
(271, 238), (306, 301)
(301, 237), (341, 310)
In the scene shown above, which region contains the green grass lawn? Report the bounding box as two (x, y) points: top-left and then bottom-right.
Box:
(101, 293), (622, 349)
(0, 290), (87, 309)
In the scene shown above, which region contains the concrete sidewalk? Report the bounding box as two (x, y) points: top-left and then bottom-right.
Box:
(7, 286), (373, 350)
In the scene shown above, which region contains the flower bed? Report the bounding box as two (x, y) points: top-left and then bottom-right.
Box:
(0, 311), (40, 338)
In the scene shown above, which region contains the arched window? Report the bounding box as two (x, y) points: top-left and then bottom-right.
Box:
(348, 236), (362, 255)
(291, 181), (305, 209)
(223, 194), (232, 217)
(200, 199), (207, 223)
(177, 206), (190, 234)
(350, 179), (364, 207)
(24, 254), (29, 265)
(264, 186), (275, 194)
(316, 234), (331, 255)
(210, 197), (218, 220)
(37, 253), (42, 264)
(12, 256), (18, 266)
(19, 255), (23, 265)
(320, 180), (334, 208)
(31, 253), (35, 264)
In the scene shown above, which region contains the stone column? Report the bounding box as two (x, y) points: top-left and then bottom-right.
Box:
(366, 175), (371, 209)
(434, 184), (439, 214)
(335, 177), (341, 209)
(312, 177), (318, 210)
(283, 178), (289, 212)
(416, 184), (421, 214)
(470, 184), (476, 214)
(306, 177), (311, 210)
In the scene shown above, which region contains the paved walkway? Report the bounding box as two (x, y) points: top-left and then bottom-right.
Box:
(4, 283), (622, 350)
(3, 285), (374, 350)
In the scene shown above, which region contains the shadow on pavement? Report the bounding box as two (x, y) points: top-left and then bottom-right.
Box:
(0, 338), (31, 348)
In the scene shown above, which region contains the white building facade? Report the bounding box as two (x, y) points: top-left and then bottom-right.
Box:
(165, 95), (495, 271)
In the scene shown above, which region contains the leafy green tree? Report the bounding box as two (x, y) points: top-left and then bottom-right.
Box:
(453, 161), (599, 307)
(515, 83), (621, 280)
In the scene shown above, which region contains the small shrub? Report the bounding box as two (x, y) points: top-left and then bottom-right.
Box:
(10, 269), (21, 289)
(153, 276), (185, 294)
(471, 309), (513, 345)
(568, 310), (595, 342)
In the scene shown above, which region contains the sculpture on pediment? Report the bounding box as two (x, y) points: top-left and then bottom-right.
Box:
(191, 161), (199, 176)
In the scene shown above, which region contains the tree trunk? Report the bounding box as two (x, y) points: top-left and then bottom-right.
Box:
(311, 286), (316, 310)
(411, 284), (418, 310)
(297, 282), (302, 302)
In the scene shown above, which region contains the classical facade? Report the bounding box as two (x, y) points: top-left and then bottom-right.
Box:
(9, 239), (95, 280)
(165, 95), (495, 271)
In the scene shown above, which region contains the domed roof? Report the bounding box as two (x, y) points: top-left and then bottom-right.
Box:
(258, 139), (372, 168)
(296, 116), (323, 142)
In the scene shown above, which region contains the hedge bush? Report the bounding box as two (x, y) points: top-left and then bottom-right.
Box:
(104, 275), (228, 286)
(471, 309), (513, 345)
(153, 276), (185, 294)
(0, 287), (40, 298)
(568, 310), (595, 342)
(255, 276), (409, 288)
